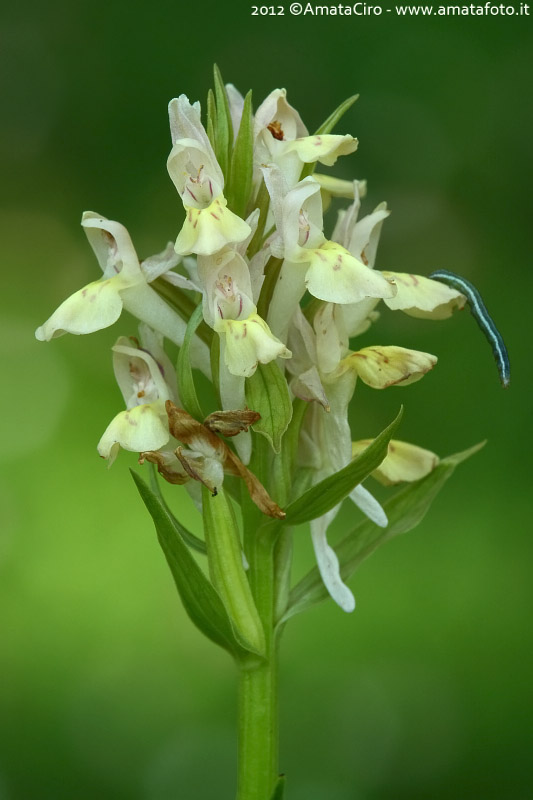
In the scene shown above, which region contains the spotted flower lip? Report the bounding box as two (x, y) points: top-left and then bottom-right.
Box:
(217, 313), (291, 378)
(380, 271), (466, 319)
(338, 345), (438, 389)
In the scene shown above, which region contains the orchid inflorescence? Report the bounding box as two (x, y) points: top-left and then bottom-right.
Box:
(36, 68), (476, 626)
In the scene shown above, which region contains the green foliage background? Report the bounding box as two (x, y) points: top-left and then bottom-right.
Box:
(1, 1), (532, 798)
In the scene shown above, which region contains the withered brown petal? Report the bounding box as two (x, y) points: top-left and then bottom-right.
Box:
(204, 409), (261, 437)
(224, 449), (286, 520)
(176, 446), (218, 496)
(164, 401), (285, 520)
(138, 451), (190, 485)
(166, 401), (224, 453)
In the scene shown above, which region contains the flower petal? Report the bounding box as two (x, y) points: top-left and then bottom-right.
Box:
(303, 242), (397, 304)
(168, 95), (217, 160)
(348, 203), (389, 267)
(167, 137), (224, 203)
(97, 401), (169, 465)
(349, 484), (388, 527)
(138, 449), (190, 485)
(174, 198), (251, 257)
(310, 509), (355, 613)
(35, 277), (125, 340)
(217, 354), (251, 464)
(254, 88), (308, 141)
(217, 313), (291, 378)
(82, 212), (143, 281)
(381, 272), (466, 319)
(226, 83), (245, 140)
(290, 366), (330, 410)
(112, 341), (171, 408)
(351, 439), (440, 485)
(342, 345), (437, 389)
(279, 134), (358, 166)
(140, 242), (181, 282)
(314, 174), (365, 199)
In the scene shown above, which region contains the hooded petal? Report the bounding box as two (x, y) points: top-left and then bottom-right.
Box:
(167, 138), (224, 205)
(226, 83), (245, 140)
(198, 249), (255, 328)
(352, 439), (440, 485)
(254, 88), (308, 142)
(82, 212), (143, 281)
(168, 94), (216, 156)
(112, 340), (172, 409)
(381, 272), (466, 319)
(341, 345), (437, 389)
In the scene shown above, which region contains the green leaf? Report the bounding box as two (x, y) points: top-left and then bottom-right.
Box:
(130, 470), (250, 658)
(300, 94), (359, 180)
(227, 90), (253, 218)
(202, 486), (266, 658)
(284, 407), (403, 526)
(283, 442), (485, 621)
(273, 398), (308, 508)
(210, 333), (221, 407)
(245, 361), (293, 454)
(177, 303), (204, 420)
(147, 463), (206, 555)
(270, 775), (286, 800)
(256, 256), (284, 320)
(213, 64), (233, 179)
(246, 179), (270, 258)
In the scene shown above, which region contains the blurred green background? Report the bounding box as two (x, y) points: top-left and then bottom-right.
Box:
(1, 1), (532, 798)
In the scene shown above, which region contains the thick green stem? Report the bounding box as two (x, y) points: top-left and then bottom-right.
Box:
(238, 651), (278, 800)
(237, 526), (280, 800)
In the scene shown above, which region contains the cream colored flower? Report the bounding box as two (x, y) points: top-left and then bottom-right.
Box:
(167, 96), (251, 256)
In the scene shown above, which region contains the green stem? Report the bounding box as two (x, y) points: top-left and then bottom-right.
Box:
(237, 524), (280, 800)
